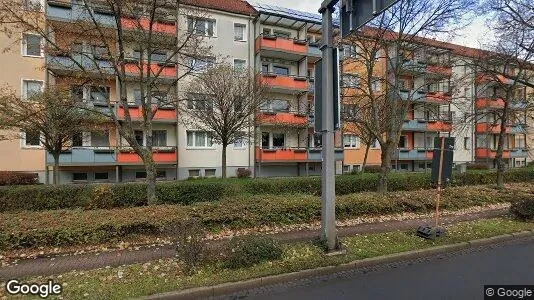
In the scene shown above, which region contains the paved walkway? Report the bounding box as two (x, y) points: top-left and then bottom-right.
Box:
(0, 208), (507, 280)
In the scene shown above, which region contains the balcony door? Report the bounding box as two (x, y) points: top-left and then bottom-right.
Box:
(261, 132), (285, 149)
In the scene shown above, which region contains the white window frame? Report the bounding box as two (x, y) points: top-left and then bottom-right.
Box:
(343, 134), (360, 149)
(188, 57), (215, 73)
(186, 130), (215, 149)
(21, 33), (43, 57)
(233, 23), (247, 42)
(21, 79), (44, 100)
(20, 131), (43, 149)
(233, 132), (247, 149)
(370, 139), (381, 149)
(233, 58), (247, 71)
(188, 17), (217, 38)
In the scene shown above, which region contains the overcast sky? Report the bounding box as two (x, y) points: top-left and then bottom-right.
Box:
(253, 0), (494, 49)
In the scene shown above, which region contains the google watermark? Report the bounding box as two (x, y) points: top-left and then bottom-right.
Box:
(5, 279), (62, 298)
(485, 285), (534, 299)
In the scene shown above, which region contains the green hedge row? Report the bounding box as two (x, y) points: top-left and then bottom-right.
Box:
(1, 184), (531, 250)
(1, 168), (533, 212)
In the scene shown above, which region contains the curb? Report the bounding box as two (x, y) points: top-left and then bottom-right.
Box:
(146, 229), (534, 300)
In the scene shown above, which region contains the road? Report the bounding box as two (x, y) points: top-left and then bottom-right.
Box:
(226, 237), (534, 300)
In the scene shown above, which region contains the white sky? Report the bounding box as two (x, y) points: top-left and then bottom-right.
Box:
(253, 0), (494, 49)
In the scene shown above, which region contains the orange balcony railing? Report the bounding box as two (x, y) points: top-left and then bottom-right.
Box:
(124, 62), (176, 78)
(475, 98), (505, 109)
(117, 147), (177, 164)
(255, 147), (308, 162)
(121, 17), (176, 34)
(261, 74), (308, 92)
(426, 65), (452, 76)
(426, 91), (452, 104)
(475, 148), (510, 159)
(476, 74), (513, 85)
(476, 123), (510, 134)
(427, 120), (452, 132)
(118, 106), (177, 120)
(256, 111), (309, 126)
(255, 35), (308, 55)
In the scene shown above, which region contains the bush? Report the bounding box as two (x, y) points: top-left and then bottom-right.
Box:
(172, 218), (206, 275)
(510, 198), (534, 221)
(0, 171), (39, 186)
(466, 163), (490, 170)
(362, 165), (382, 173)
(224, 235), (283, 269)
(236, 168), (252, 178)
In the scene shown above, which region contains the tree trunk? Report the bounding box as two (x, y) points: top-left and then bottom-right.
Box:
(495, 126), (507, 188)
(144, 151), (158, 205)
(378, 144), (393, 194)
(221, 142), (227, 179)
(361, 143), (371, 173)
(53, 153), (60, 185)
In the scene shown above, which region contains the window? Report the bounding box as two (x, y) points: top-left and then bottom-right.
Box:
(374, 49), (382, 61)
(343, 134), (360, 148)
(233, 59), (246, 71)
(261, 132), (270, 148)
(273, 66), (289, 76)
(464, 137), (471, 150)
(156, 170), (166, 179)
(205, 169), (216, 177)
(22, 0), (41, 11)
(261, 64), (269, 74)
(187, 17), (216, 37)
(371, 78), (381, 92)
(272, 133), (285, 147)
(309, 133), (322, 148)
(133, 50), (142, 61)
(91, 131), (109, 147)
(371, 139), (380, 149)
(22, 80), (43, 99)
(91, 45), (108, 60)
(188, 169), (200, 177)
(186, 131), (213, 148)
(72, 173), (88, 181)
(71, 85), (84, 101)
(261, 99), (289, 112)
(23, 131), (40, 147)
(342, 74), (360, 88)
(150, 51), (167, 63)
(188, 57), (215, 73)
(72, 132), (83, 147)
(22, 34), (42, 56)
(135, 171), (147, 179)
(89, 86), (109, 103)
(234, 23), (246, 41)
(152, 91), (168, 107)
(134, 130), (144, 146)
(343, 44), (358, 58)
(273, 30), (290, 38)
(400, 163), (409, 171)
(152, 130), (167, 147)
(234, 132), (246, 148)
(134, 90), (143, 105)
(94, 172), (109, 180)
(187, 94), (212, 110)
(262, 28), (272, 35)
(398, 136), (408, 148)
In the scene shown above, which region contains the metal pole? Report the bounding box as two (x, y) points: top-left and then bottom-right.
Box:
(320, 0), (338, 251)
(435, 137), (445, 227)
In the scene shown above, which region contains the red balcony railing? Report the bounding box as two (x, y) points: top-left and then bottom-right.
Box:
(426, 65), (452, 76)
(255, 147), (308, 162)
(255, 35), (308, 55)
(476, 74), (513, 85)
(261, 74), (308, 91)
(475, 148), (510, 159)
(427, 120), (452, 132)
(117, 147), (177, 164)
(475, 98), (505, 109)
(475, 123), (510, 134)
(256, 111), (309, 126)
(121, 17), (176, 34)
(426, 91), (452, 104)
(118, 106), (177, 120)
(124, 62), (176, 78)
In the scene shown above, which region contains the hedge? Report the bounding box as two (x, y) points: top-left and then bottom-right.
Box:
(0, 171), (39, 186)
(1, 167), (533, 212)
(1, 183), (532, 250)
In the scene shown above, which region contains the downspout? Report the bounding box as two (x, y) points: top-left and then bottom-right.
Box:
(175, 1), (180, 180)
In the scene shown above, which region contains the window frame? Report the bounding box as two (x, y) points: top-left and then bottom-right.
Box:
(21, 33), (43, 57)
(343, 134), (360, 149)
(21, 131), (42, 148)
(233, 23), (246, 42)
(21, 79), (44, 100)
(186, 131), (214, 149)
(187, 17), (217, 37)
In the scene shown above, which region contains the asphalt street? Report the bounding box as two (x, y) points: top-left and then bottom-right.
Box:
(228, 237), (534, 300)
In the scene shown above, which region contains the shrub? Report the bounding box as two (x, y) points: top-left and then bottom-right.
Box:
(236, 168), (252, 178)
(362, 165), (382, 173)
(466, 163), (490, 170)
(0, 171), (39, 186)
(172, 218), (206, 275)
(510, 198), (534, 221)
(224, 235), (283, 269)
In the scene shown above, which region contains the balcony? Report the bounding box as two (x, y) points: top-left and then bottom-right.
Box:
(47, 55), (114, 77)
(425, 91), (452, 104)
(510, 124), (528, 134)
(255, 147), (308, 162)
(402, 119), (452, 132)
(261, 73), (308, 94)
(510, 149), (529, 158)
(117, 147), (177, 164)
(118, 106), (177, 121)
(256, 111), (309, 127)
(124, 61), (177, 80)
(476, 98), (505, 110)
(46, 148), (116, 166)
(47, 2), (116, 27)
(394, 148), (433, 160)
(255, 35), (308, 60)
(307, 148), (344, 161)
(401, 90), (451, 104)
(308, 43), (322, 61)
(426, 64), (452, 77)
(120, 17), (176, 35)
(476, 74), (514, 85)
(476, 148), (511, 159)
(474, 123), (526, 134)
(395, 58), (451, 78)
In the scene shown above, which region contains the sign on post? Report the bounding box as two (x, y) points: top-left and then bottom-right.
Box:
(431, 137), (455, 185)
(340, 0), (399, 38)
(314, 48), (341, 132)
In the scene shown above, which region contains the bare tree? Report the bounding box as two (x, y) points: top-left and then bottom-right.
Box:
(0, 0), (212, 203)
(180, 64), (267, 178)
(0, 87), (104, 184)
(340, 0), (476, 193)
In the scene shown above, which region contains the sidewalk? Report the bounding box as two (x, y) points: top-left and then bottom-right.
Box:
(0, 208), (507, 280)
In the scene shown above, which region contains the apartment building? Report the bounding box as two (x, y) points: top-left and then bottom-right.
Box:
(42, 0), (256, 183)
(253, 3), (343, 177)
(341, 34), (531, 171)
(0, 0), (47, 181)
